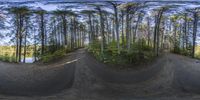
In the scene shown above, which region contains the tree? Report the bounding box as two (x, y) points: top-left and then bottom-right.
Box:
(107, 1), (121, 54)
(9, 6), (30, 62)
(53, 9), (71, 47)
(153, 6), (168, 56)
(81, 10), (96, 44)
(186, 7), (199, 58)
(120, 2), (140, 51)
(120, 9), (125, 47)
(34, 7), (46, 55)
(170, 15), (179, 53)
(192, 11), (198, 58)
(95, 6), (106, 54)
(0, 8), (6, 44)
(147, 16), (151, 46)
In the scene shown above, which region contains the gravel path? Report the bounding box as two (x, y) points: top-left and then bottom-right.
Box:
(0, 49), (200, 99)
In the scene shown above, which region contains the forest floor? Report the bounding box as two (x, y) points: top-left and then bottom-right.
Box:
(0, 49), (200, 99)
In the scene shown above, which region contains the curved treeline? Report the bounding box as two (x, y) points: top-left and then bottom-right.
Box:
(2, 6), (86, 63)
(0, 1), (199, 63)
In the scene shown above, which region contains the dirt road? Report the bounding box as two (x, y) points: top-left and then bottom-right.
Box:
(0, 49), (200, 100)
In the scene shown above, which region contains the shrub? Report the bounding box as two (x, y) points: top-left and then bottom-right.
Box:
(0, 55), (3, 61)
(41, 48), (66, 63)
(88, 40), (156, 66)
(0, 55), (16, 63)
(142, 45), (153, 51)
(172, 47), (192, 57)
(41, 54), (54, 63)
(88, 40), (101, 53)
(53, 49), (66, 58)
(10, 56), (16, 62)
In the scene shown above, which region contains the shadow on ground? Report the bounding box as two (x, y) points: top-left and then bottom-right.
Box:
(0, 55), (77, 96)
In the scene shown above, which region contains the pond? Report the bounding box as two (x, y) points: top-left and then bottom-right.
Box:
(21, 58), (35, 63)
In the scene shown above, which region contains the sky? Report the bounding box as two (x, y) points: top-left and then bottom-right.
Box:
(0, 0), (200, 45)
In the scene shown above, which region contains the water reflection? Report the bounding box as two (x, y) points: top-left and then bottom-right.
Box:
(21, 58), (35, 63)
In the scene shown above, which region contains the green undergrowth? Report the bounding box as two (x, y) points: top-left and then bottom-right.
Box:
(0, 55), (16, 63)
(40, 48), (67, 63)
(195, 46), (200, 59)
(40, 47), (83, 63)
(171, 46), (200, 60)
(172, 46), (192, 56)
(88, 40), (156, 66)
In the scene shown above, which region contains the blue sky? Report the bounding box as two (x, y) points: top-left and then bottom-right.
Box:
(0, 0), (200, 45)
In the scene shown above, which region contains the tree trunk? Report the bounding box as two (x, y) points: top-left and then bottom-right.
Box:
(112, 19), (115, 41)
(88, 14), (93, 43)
(174, 23), (177, 53)
(23, 18), (28, 63)
(62, 15), (67, 46)
(192, 12), (198, 58)
(121, 11), (125, 47)
(99, 8), (105, 54)
(41, 14), (45, 55)
(184, 13), (187, 50)
(19, 14), (23, 62)
(147, 17), (151, 46)
(114, 6), (120, 54)
(153, 14), (158, 54)
(154, 9), (164, 56)
(134, 13), (141, 42)
(105, 15), (110, 44)
(34, 28), (37, 62)
(126, 12), (130, 51)
(16, 14), (19, 62)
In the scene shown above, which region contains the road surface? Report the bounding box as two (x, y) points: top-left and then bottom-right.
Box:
(0, 49), (199, 99)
